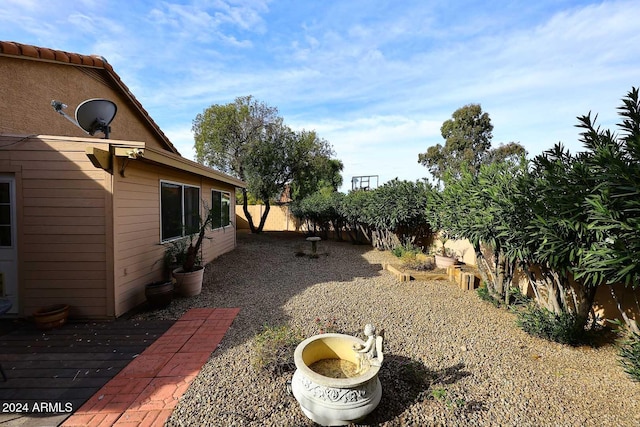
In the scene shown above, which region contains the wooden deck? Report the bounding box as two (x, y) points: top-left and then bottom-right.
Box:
(0, 318), (174, 426)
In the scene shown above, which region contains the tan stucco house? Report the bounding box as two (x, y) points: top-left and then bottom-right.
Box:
(0, 41), (245, 319)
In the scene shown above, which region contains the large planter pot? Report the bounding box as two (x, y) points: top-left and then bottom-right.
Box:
(145, 280), (174, 309)
(291, 332), (383, 426)
(435, 254), (457, 269)
(33, 304), (70, 330)
(172, 266), (204, 297)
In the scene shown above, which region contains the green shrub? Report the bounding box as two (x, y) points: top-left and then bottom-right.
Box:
(619, 330), (640, 382)
(251, 324), (305, 376)
(430, 386), (447, 401)
(477, 283), (529, 309)
(391, 246), (404, 257)
(476, 283), (501, 307)
(516, 305), (586, 346)
(392, 239), (422, 258)
(507, 286), (530, 308)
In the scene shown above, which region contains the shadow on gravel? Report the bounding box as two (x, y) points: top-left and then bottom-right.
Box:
(168, 231), (388, 343)
(363, 355), (485, 424)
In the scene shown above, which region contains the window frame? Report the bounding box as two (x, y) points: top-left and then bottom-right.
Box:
(211, 189), (231, 230)
(160, 180), (201, 243)
(0, 181), (13, 247)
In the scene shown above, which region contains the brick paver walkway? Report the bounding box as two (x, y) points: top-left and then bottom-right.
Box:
(62, 307), (240, 427)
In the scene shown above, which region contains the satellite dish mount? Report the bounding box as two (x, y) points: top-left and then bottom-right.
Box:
(51, 98), (117, 139)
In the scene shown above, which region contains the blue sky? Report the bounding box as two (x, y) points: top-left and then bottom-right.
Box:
(3, 0), (639, 190)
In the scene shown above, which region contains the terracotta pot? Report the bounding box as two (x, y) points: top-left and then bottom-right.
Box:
(172, 266), (204, 297)
(33, 304), (70, 330)
(145, 281), (174, 309)
(435, 254), (457, 269)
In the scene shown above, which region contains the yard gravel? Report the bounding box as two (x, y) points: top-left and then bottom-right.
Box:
(133, 231), (640, 426)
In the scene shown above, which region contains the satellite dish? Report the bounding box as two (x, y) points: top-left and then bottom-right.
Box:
(75, 99), (117, 139)
(52, 98), (118, 139)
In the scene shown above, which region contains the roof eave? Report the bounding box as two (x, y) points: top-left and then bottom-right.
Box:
(141, 146), (246, 188)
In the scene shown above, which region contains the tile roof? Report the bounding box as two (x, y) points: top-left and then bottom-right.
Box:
(0, 41), (180, 155)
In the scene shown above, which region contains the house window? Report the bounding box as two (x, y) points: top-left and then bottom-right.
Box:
(161, 181), (200, 241)
(211, 190), (231, 229)
(0, 182), (11, 247)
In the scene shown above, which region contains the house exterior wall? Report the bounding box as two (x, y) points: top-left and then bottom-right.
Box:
(0, 56), (168, 152)
(0, 135), (113, 318)
(0, 133), (239, 319)
(1, 48), (243, 319)
(113, 161), (237, 317)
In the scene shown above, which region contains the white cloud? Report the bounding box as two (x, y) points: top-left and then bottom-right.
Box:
(163, 125), (196, 160)
(289, 115), (441, 189)
(3, 0), (639, 189)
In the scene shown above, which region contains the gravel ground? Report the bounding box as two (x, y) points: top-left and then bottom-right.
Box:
(133, 231), (640, 426)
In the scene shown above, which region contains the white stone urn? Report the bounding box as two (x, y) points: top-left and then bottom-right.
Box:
(291, 330), (383, 426)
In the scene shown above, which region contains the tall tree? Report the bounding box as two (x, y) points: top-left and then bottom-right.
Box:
(242, 119), (298, 231)
(418, 104), (526, 182)
(289, 130), (343, 201)
(193, 96), (340, 233)
(193, 95), (280, 232)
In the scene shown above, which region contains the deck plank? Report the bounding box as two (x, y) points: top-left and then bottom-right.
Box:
(0, 318), (173, 426)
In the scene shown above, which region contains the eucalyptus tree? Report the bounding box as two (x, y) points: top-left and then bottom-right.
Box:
(420, 104), (528, 301)
(242, 120), (298, 232)
(194, 95), (277, 177)
(418, 103), (526, 184)
(288, 131), (342, 201)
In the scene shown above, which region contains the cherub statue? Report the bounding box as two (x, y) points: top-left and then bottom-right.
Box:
(352, 324), (384, 373)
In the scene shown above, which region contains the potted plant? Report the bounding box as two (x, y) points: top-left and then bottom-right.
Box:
(145, 241), (185, 308)
(167, 208), (216, 297)
(145, 280), (174, 309)
(33, 304), (70, 330)
(433, 233), (458, 269)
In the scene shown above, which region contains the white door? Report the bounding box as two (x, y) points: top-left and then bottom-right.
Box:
(0, 176), (17, 314)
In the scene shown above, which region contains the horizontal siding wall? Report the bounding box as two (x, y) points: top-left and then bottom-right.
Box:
(0, 135), (111, 318)
(113, 161), (237, 317)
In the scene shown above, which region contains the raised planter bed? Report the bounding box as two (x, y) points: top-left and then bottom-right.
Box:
(447, 264), (481, 290)
(383, 263), (449, 282)
(383, 262), (481, 290)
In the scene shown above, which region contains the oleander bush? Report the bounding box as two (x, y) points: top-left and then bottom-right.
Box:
(293, 179), (434, 251)
(516, 305), (588, 346)
(618, 330), (640, 382)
